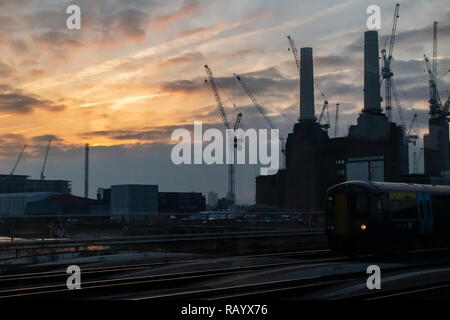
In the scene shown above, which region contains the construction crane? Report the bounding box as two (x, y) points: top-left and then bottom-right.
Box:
(287, 35), (300, 74)
(233, 73), (286, 169)
(424, 50), (450, 171)
(229, 112), (243, 204)
(432, 21), (438, 94)
(40, 139), (52, 180)
(391, 79), (418, 143)
(381, 3), (400, 122)
(424, 22), (441, 115)
(406, 112), (419, 143)
(424, 55), (442, 114)
(204, 65), (242, 204)
(10, 144), (27, 176)
(317, 100), (330, 130)
(334, 103), (340, 138)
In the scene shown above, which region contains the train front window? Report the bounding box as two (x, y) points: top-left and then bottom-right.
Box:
(351, 187), (368, 216)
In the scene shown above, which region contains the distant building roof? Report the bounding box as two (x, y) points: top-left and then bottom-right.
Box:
(0, 174), (29, 180)
(0, 192), (59, 201)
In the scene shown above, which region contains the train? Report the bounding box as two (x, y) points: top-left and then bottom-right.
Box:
(325, 181), (450, 254)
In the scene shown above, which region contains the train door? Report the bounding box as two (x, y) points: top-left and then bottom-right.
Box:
(417, 193), (433, 235)
(425, 194), (433, 234)
(335, 192), (349, 236)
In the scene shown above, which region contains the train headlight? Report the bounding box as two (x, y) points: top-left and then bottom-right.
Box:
(360, 224), (367, 231)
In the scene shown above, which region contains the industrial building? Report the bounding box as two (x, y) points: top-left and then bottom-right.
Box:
(110, 184), (159, 220)
(0, 192), (100, 217)
(0, 174), (71, 194)
(99, 186), (206, 216)
(256, 30), (449, 210)
(158, 192), (205, 213)
(207, 191), (218, 209)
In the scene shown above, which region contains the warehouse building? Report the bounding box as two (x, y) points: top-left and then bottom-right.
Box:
(0, 174), (71, 194)
(110, 184), (158, 220)
(158, 192), (206, 213)
(0, 192), (100, 217)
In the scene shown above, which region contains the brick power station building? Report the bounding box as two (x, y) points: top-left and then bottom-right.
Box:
(256, 30), (449, 211)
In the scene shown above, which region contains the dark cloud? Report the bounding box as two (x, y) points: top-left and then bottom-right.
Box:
(316, 55), (351, 67)
(381, 23), (450, 49)
(78, 125), (184, 142)
(0, 84), (12, 92)
(0, 89), (66, 114)
(97, 9), (149, 45)
(161, 79), (204, 93)
(0, 133), (25, 142)
(243, 67), (285, 79)
(32, 31), (85, 49)
(24, 10), (63, 30)
(31, 134), (62, 142)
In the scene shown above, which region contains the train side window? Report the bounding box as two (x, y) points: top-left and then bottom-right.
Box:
(419, 203), (424, 219)
(426, 200), (431, 219)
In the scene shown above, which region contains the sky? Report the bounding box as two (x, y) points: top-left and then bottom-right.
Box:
(0, 0), (449, 203)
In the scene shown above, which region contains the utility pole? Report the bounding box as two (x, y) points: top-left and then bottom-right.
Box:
(85, 143), (89, 199)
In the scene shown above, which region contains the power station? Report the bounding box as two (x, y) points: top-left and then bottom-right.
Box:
(256, 28), (450, 210)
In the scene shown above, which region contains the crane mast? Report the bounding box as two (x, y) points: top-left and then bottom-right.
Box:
(40, 139), (52, 180)
(204, 65), (241, 204)
(432, 22), (438, 92)
(10, 144), (27, 176)
(424, 42), (450, 171)
(381, 3), (399, 122)
(424, 55), (442, 115)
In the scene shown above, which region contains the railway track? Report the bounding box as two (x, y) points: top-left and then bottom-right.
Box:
(132, 247), (450, 300)
(365, 281), (450, 300)
(0, 249), (340, 299)
(3, 247), (450, 299)
(0, 249), (332, 285)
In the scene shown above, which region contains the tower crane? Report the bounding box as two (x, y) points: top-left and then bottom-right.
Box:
(287, 35), (300, 75)
(381, 3), (400, 122)
(391, 79), (419, 143)
(317, 100), (330, 130)
(233, 73), (286, 169)
(426, 22), (441, 116)
(432, 21), (438, 95)
(424, 51), (450, 171)
(204, 65), (242, 204)
(40, 139), (52, 180)
(10, 144), (27, 176)
(424, 55), (442, 114)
